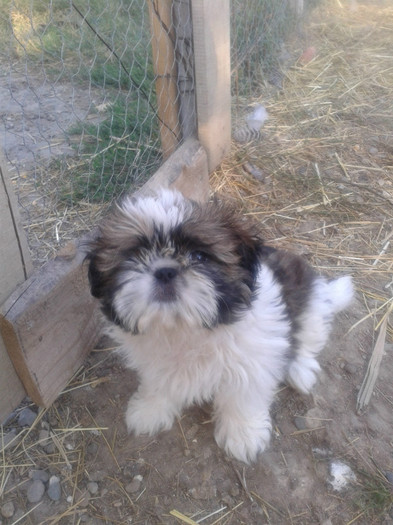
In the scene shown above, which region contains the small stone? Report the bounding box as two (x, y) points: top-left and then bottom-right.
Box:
(369, 146), (378, 155)
(343, 362), (358, 376)
(17, 408), (37, 427)
(89, 470), (107, 482)
(329, 461), (356, 491)
(87, 442), (98, 457)
(27, 479), (45, 503)
(294, 416), (307, 430)
(45, 443), (56, 454)
(385, 472), (393, 485)
(0, 430), (20, 451)
(312, 447), (332, 459)
(87, 481), (99, 495)
(1, 501), (15, 518)
(125, 475), (143, 494)
(38, 429), (51, 448)
(30, 469), (50, 483)
(47, 476), (61, 501)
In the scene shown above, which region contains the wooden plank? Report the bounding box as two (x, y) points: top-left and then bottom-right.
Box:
(139, 137), (209, 202)
(0, 239), (101, 407)
(148, 0), (181, 158)
(191, 0), (231, 172)
(0, 138), (209, 408)
(0, 152), (33, 422)
(172, 0), (197, 140)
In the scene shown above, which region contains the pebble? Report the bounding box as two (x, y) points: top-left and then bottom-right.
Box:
(125, 475), (143, 494)
(89, 470), (108, 482)
(87, 481), (99, 495)
(38, 429), (51, 448)
(329, 461), (356, 491)
(343, 361), (358, 376)
(17, 408), (37, 427)
(294, 416), (307, 430)
(45, 443), (56, 454)
(30, 469), (50, 483)
(27, 479), (46, 503)
(0, 430), (20, 451)
(385, 472), (393, 485)
(1, 501), (15, 519)
(312, 447), (332, 460)
(47, 476), (61, 501)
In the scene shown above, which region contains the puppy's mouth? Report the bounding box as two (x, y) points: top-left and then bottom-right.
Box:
(152, 266), (179, 303)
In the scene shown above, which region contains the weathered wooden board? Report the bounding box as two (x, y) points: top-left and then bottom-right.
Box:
(0, 138), (209, 409)
(148, 0), (181, 158)
(0, 239), (101, 407)
(140, 137), (209, 202)
(191, 0), (231, 172)
(0, 152), (33, 422)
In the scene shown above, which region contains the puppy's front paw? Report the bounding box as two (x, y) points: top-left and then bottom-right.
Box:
(214, 414), (272, 463)
(125, 394), (176, 436)
(286, 356), (321, 394)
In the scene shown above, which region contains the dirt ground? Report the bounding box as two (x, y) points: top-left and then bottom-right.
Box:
(1, 1), (393, 524)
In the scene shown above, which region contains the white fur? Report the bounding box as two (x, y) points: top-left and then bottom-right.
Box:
(96, 190), (354, 463)
(114, 265), (290, 463)
(286, 275), (354, 394)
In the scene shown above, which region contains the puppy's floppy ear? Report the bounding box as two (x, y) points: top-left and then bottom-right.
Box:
(228, 211), (272, 286)
(85, 251), (104, 299)
(84, 249), (125, 328)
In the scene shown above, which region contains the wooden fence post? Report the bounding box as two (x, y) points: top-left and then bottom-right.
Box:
(0, 153), (32, 422)
(148, 0), (181, 158)
(172, 0), (197, 140)
(191, 0), (231, 172)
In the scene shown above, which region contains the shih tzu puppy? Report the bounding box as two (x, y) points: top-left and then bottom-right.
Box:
(86, 189), (353, 463)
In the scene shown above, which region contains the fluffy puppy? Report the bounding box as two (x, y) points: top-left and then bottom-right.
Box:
(86, 190), (353, 463)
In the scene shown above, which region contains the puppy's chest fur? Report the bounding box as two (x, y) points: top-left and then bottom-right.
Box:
(112, 263), (292, 403)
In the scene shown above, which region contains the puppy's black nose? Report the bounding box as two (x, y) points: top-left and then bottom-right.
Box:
(154, 267), (178, 283)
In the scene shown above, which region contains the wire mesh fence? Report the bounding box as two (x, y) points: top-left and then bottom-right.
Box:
(1, 0), (194, 264)
(1, 0), (311, 265)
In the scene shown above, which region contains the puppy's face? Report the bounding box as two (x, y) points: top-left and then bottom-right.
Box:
(87, 190), (265, 334)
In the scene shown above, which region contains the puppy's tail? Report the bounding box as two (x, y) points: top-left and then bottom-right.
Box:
(326, 275), (354, 313)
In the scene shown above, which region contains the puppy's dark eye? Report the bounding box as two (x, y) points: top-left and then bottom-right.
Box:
(189, 251), (208, 263)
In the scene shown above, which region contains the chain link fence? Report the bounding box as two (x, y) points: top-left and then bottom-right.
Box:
(1, 0), (311, 265)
